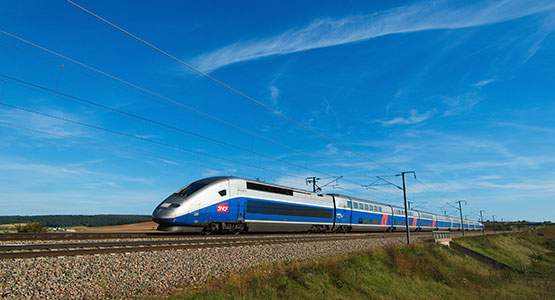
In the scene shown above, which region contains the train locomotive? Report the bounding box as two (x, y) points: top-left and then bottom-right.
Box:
(152, 176), (483, 233)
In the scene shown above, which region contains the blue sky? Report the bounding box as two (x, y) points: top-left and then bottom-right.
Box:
(0, 0), (554, 222)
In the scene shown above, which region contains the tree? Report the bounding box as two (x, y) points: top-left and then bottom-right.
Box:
(14, 222), (48, 233)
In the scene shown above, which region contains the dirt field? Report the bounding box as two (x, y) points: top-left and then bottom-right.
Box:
(537, 225), (555, 239)
(80, 221), (158, 232)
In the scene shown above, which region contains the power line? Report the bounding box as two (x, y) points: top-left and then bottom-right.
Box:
(0, 74), (329, 176)
(0, 118), (391, 200)
(0, 29), (386, 181)
(0, 74), (394, 198)
(0, 101), (301, 179)
(0, 29), (333, 171)
(0, 119), (327, 191)
(1, 91), (394, 200)
(414, 177), (453, 202)
(0, 120), (211, 171)
(64, 0), (397, 173)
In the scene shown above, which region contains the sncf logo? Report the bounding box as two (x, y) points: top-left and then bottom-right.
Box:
(217, 203), (229, 213)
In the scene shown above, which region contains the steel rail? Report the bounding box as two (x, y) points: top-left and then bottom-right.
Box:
(0, 229), (480, 242)
(0, 232), (183, 241)
(1, 233), (418, 259)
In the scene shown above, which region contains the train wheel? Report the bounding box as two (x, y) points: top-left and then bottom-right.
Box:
(233, 224), (245, 235)
(202, 223), (219, 235)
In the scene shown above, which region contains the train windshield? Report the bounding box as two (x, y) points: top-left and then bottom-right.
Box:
(173, 177), (226, 197)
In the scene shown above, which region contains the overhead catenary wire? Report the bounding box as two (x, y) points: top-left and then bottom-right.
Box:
(414, 177), (457, 204)
(0, 121), (320, 189)
(0, 30), (399, 199)
(0, 29), (371, 179)
(0, 74), (332, 178)
(0, 74), (393, 198)
(0, 29), (332, 171)
(63, 0), (398, 173)
(0, 119), (391, 200)
(0, 87), (395, 200)
(0, 8), (478, 213)
(0, 101), (301, 179)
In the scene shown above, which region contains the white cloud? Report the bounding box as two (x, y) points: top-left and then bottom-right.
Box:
(191, 0), (555, 72)
(0, 105), (92, 138)
(379, 109), (435, 126)
(324, 144), (338, 155)
(472, 78), (496, 87)
(495, 122), (555, 134)
(442, 94), (482, 117)
(269, 85), (280, 106)
(0, 159), (151, 183)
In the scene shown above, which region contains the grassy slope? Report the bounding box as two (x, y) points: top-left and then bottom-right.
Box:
(456, 230), (555, 275)
(157, 232), (554, 300)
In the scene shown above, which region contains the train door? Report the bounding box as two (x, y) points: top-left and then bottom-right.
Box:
(416, 211), (421, 230)
(331, 195), (336, 231)
(388, 205), (395, 231)
(237, 198), (245, 222)
(214, 180), (230, 222)
(347, 196), (353, 225)
(234, 183), (247, 222)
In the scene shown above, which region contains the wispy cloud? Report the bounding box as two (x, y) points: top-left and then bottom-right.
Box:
(442, 93), (482, 117)
(472, 78), (496, 87)
(0, 158), (151, 183)
(494, 122), (555, 134)
(378, 109), (435, 126)
(191, 0), (555, 72)
(323, 97), (343, 128)
(0, 105), (92, 138)
(269, 85), (280, 106)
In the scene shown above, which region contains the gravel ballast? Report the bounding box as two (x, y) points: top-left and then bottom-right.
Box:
(0, 235), (429, 299)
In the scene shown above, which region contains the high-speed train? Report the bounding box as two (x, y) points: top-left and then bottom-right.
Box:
(152, 176), (483, 233)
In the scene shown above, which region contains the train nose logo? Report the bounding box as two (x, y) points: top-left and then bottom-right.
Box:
(217, 203), (229, 213)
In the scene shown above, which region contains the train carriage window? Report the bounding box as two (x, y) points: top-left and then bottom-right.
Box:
(174, 177), (226, 197)
(365, 204), (369, 210)
(358, 218), (363, 224)
(379, 207), (382, 212)
(246, 200), (332, 219)
(347, 201), (352, 208)
(354, 202), (358, 209)
(364, 219), (369, 224)
(246, 182), (293, 196)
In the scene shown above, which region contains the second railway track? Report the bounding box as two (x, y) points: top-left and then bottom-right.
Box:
(1, 232), (420, 259)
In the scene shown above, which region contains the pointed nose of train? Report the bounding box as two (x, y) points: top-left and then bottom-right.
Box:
(152, 207), (176, 220)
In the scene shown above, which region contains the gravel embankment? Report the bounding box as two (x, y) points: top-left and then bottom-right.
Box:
(0, 235), (429, 299)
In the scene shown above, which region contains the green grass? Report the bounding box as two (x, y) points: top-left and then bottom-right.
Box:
(154, 231), (554, 300)
(456, 230), (555, 276)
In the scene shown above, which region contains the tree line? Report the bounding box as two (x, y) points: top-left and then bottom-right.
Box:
(0, 215), (151, 227)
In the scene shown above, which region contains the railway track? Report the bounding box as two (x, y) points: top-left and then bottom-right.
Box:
(0, 231), (488, 259)
(0, 230), (482, 241)
(0, 232), (424, 259)
(0, 231), (180, 241)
